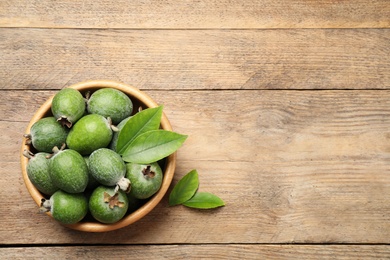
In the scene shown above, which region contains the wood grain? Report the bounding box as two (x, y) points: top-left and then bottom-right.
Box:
(1, 0), (388, 256)
(1, 29), (389, 91)
(1, 245), (390, 259)
(0, 0), (389, 29)
(2, 90), (389, 244)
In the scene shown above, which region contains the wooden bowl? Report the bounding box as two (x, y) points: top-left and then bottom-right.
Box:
(20, 80), (176, 232)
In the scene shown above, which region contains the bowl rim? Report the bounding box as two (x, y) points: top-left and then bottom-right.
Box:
(20, 80), (176, 232)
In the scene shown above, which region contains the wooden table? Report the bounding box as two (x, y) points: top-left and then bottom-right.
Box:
(1, 1), (389, 258)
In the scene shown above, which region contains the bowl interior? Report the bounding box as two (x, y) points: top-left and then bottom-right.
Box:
(20, 80), (176, 232)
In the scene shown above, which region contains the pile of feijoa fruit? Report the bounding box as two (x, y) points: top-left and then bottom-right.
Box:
(23, 87), (173, 225)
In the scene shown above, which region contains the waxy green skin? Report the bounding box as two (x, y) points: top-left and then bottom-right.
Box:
(29, 117), (69, 153)
(87, 88), (133, 125)
(66, 114), (113, 155)
(27, 152), (58, 195)
(51, 88), (86, 127)
(89, 148), (126, 186)
(49, 149), (89, 193)
(50, 190), (88, 224)
(89, 186), (129, 224)
(125, 162), (163, 199)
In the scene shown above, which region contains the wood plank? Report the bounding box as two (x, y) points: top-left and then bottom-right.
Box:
(1, 245), (390, 259)
(0, 0), (389, 29)
(1, 90), (390, 244)
(1, 29), (389, 90)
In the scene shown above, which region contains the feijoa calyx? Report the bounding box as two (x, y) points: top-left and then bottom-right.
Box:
(49, 146), (89, 193)
(24, 117), (69, 153)
(51, 88), (86, 128)
(89, 148), (130, 192)
(87, 88), (133, 125)
(66, 114), (113, 156)
(89, 186), (129, 224)
(23, 150), (58, 195)
(126, 162), (163, 199)
(40, 190), (88, 225)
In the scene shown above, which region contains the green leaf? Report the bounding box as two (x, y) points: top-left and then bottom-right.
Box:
(122, 129), (187, 164)
(169, 169), (199, 206)
(182, 192), (225, 209)
(116, 106), (163, 155)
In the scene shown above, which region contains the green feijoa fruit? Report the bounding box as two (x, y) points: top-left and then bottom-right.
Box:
(108, 116), (131, 151)
(23, 150), (58, 195)
(49, 148), (88, 193)
(66, 114), (113, 156)
(51, 88), (86, 128)
(89, 148), (130, 192)
(41, 190), (88, 225)
(24, 117), (69, 153)
(89, 186), (129, 224)
(125, 162), (163, 199)
(87, 88), (133, 125)
(84, 156), (99, 190)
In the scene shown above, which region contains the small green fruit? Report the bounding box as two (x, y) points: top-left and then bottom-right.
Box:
(23, 150), (58, 195)
(49, 147), (89, 193)
(66, 114), (113, 155)
(125, 162), (163, 199)
(87, 88), (133, 125)
(51, 88), (86, 128)
(89, 186), (129, 224)
(89, 148), (130, 192)
(41, 190), (88, 224)
(24, 117), (69, 153)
